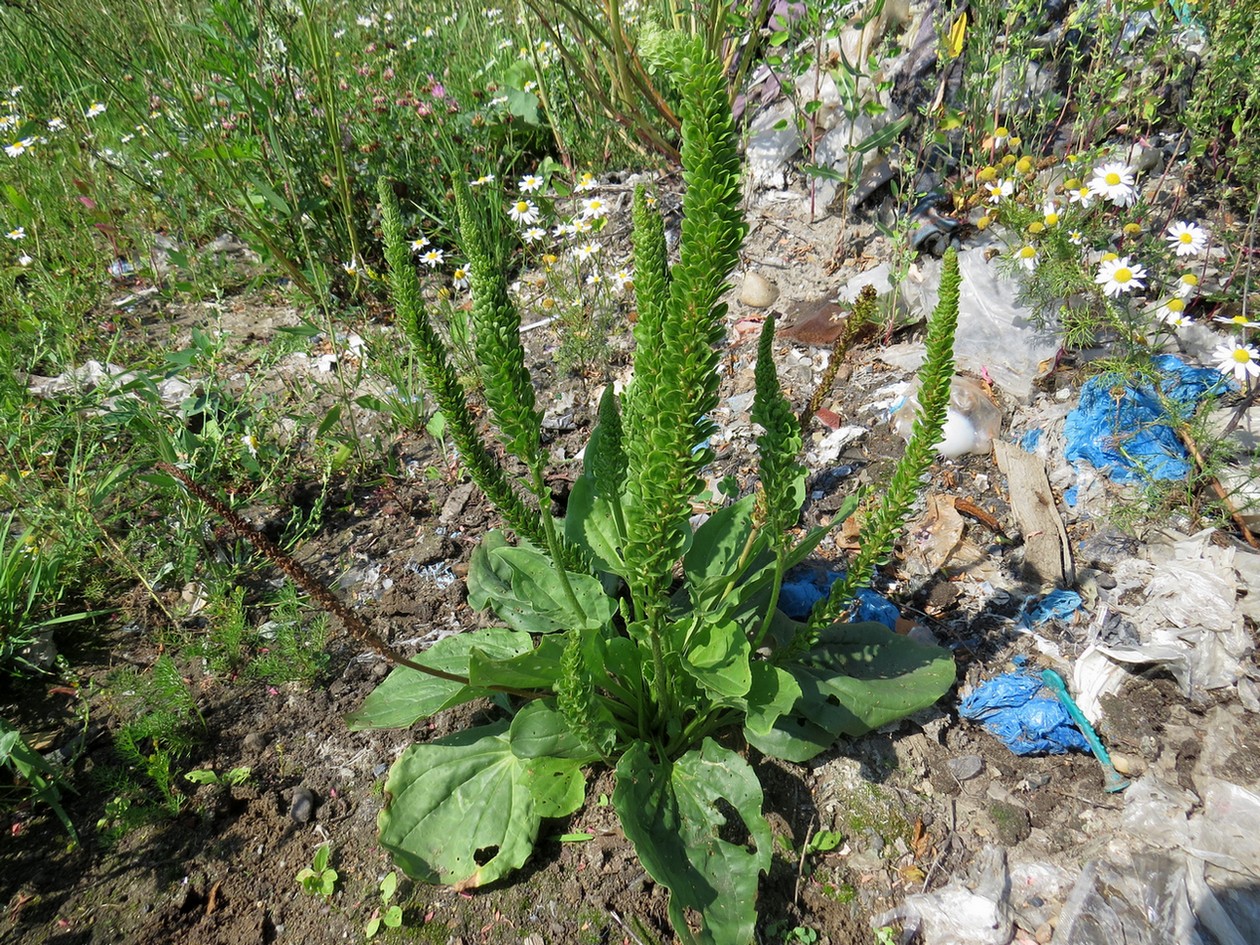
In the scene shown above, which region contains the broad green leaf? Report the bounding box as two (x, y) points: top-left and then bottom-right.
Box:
(467, 534), (565, 633)
(682, 617), (752, 699)
(494, 546), (615, 631)
(508, 700), (599, 761)
(615, 740), (771, 945)
(564, 475), (625, 575)
(345, 628), (532, 730)
(749, 622), (954, 762)
(379, 722), (539, 890)
(519, 756), (587, 818)
(743, 662), (802, 737)
(685, 494), (755, 586)
(469, 635), (567, 692)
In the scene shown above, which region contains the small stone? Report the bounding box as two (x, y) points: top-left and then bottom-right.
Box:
(1035, 921), (1054, 943)
(289, 787), (316, 823)
(243, 732), (271, 754)
(739, 271), (779, 308)
(946, 754), (984, 781)
(1109, 752), (1145, 777)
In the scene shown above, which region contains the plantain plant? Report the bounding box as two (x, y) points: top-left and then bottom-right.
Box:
(360, 37), (958, 945)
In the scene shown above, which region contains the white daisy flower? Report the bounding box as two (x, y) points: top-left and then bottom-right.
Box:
(47, 117), (66, 132)
(1213, 313), (1260, 330)
(518, 174), (544, 193)
(410, 236), (430, 252)
(240, 433), (259, 458)
(6, 226), (24, 240)
(611, 268), (633, 293)
(85, 101), (106, 119)
(420, 248), (444, 267)
(4, 137), (33, 157)
(1087, 161), (1136, 207)
(17, 253), (31, 266)
(1067, 185), (1093, 209)
(508, 199), (540, 225)
(470, 174), (495, 187)
(1213, 342), (1260, 384)
(1041, 201), (1061, 228)
(580, 196), (608, 220)
(452, 267), (469, 290)
(1175, 273), (1200, 298)
(1068, 230), (1085, 245)
(985, 178), (1015, 203)
(1165, 221), (1208, 257)
(1095, 255), (1146, 297)
(572, 241), (601, 263)
(1155, 298), (1190, 326)
(522, 226), (546, 244)
(1015, 245), (1038, 271)
(574, 171), (597, 193)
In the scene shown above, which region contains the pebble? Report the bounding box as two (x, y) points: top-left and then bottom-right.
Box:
(739, 271), (779, 308)
(243, 732), (270, 754)
(946, 754), (985, 781)
(289, 787), (316, 823)
(1109, 752), (1145, 777)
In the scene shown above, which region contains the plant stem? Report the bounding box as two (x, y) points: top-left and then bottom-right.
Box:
(529, 462), (588, 622)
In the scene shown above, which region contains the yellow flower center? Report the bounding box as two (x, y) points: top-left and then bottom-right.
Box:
(516, 201), (528, 212)
(1114, 267), (1132, 283)
(1167, 299), (1185, 312)
(1102, 252), (1119, 262)
(1179, 232), (1194, 244)
(1045, 213), (1059, 226)
(1020, 246), (1036, 259)
(1229, 315), (1248, 325)
(995, 125), (1009, 138)
(1233, 349), (1252, 364)
(1181, 274), (1199, 286)
(1105, 172), (1122, 186)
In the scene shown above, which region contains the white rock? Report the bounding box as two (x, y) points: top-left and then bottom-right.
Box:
(739, 271), (779, 308)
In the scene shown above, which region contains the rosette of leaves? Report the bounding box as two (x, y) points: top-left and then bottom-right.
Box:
(362, 37), (958, 945)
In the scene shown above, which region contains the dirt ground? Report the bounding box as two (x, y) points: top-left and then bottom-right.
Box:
(2, 179), (1258, 945)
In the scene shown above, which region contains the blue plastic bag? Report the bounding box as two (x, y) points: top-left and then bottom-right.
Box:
(960, 670), (1090, 756)
(778, 570), (900, 629)
(1063, 355), (1226, 484)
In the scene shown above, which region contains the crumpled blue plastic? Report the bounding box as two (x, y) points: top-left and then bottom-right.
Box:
(1063, 354), (1227, 484)
(1018, 589), (1083, 628)
(960, 671), (1090, 756)
(1019, 428), (1042, 453)
(778, 571), (900, 629)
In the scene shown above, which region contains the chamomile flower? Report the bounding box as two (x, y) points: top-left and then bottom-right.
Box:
(573, 241), (601, 263)
(992, 125), (1010, 148)
(410, 236), (430, 252)
(1015, 245), (1038, 271)
(985, 178), (1015, 203)
(4, 137), (33, 157)
(452, 267), (469, 290)
(1213, 313), (1260, 330)
(1155, 298), (1191, 326)
(1087, 161), (1136, 207)
(470, 173), (495, 187)
(611, 268), (633, 293)
(573, 218), (593, 234)
(1042, 201), (1061, 228)
(1095, 255), (1146, 297)
(423, 26), (436, 38)
(518, 173), (544, 193)
(580, 196), (608, 219)
(342, 258), (361, 275)
(1068, 230), (1085, 245)
(240, 433), (260, 458)
(585, 271), (603, 286)
(6, 226), (24, 241)
(1175, 272), (1200, 298)
(47, 116), (65, 132)
(1067, 185), (1094, 208)
(1165, 221), (1208, 257)
(508, 199), (540, 225)
(85, 101), (106, 119)
(553, 221), (577, 238)
(574, 171), (597, 192)
(420, 248), (444, 268)
(1213, 341), (1260, 384)
(522, 226), (546, 244)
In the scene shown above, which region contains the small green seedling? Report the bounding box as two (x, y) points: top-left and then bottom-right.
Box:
(296, 843), (338, 898)
(805, 829), (843, 856)
(364, 871), (403, 939)
(185, 766), (251, 787)
(873, 926), (898, 945)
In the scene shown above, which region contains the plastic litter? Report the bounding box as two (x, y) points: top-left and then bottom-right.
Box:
(1016, 589), (1082, 628)
(778, 570), (899, 629)
(891, 374), (1002, 459)
(873, 845), (1013, 945)
(1063, 354), (1227, 484)
(959, 666), (1091, 756)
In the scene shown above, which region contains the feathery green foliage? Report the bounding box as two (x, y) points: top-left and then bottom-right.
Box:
(810, 248), (961, 629)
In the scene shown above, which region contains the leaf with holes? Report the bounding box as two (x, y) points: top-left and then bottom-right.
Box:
(615, 739), (771, 945)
